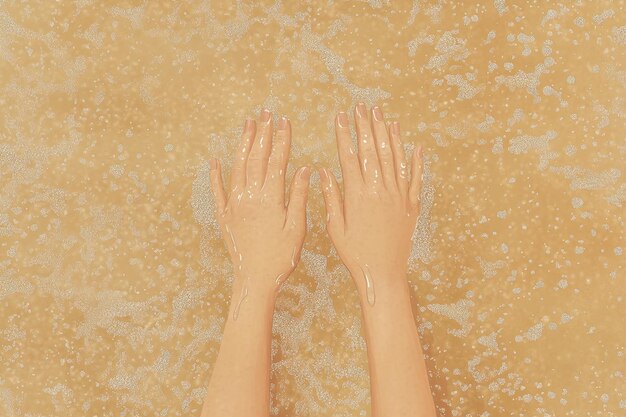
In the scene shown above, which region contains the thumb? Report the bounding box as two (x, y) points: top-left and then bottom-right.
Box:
(285, 166), (311, 231)
(318, 167), (344, 236)
(408, 146), (423, 208)
(209, 158), (227, 216)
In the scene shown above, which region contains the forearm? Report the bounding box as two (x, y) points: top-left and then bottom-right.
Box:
(201, 274), (277, 417)
(357, 269), (437, 417)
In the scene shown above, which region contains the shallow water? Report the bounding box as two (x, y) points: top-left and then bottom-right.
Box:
(1, 1), (624, 416)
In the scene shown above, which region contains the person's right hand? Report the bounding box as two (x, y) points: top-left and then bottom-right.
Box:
(318, 103), (423, 304)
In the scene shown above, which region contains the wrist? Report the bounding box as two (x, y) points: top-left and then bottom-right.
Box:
(349, 265), (410, 306)
(231, 270), (284, 302)
(226, 276), (277, 324)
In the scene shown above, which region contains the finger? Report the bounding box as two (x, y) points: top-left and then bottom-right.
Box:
(389, 121), (409, 195)
(371, 105), (397, 191)
(408, 145), (423, 207)
(285, 166), (311, 232)
(265, 116), (291, 204)
(230, 118), (256, 193)
(335, 111), (362, 190)
(354, 102), (381, 186)
(246, 108), (273, 188)
(209, 158), (227, 216)
(318, 167), (344, 236)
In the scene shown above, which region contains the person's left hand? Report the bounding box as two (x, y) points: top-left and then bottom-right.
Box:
(208, 109), (311, 297)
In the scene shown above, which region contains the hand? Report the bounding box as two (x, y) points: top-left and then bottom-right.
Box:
(318, 103), (423, 303)
(208, 109), (311, 297)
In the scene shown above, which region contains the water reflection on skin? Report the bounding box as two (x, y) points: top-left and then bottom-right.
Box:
(201, 104), (436, 417)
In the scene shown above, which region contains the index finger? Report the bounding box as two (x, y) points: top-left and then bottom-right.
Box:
(335, 111), (362, 191)
(229, 118), (256, 195)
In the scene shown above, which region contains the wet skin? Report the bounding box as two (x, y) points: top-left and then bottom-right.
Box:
(202, 104), (436, 417)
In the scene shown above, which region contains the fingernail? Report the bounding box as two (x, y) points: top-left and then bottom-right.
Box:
(278, 116), (288, 130)
(319, 167), (328, 181)
(244, 118), (253, 130)
(300, 166), (311, 179)
(356, 102), (367, 118)
(392, 121), (400, 135)
(261, 108), (271, 123)
(337, 112), (348, 127)
(372, 105), (383, 121)
(209, 158), (217, 170)
(418, 145), (423, 157)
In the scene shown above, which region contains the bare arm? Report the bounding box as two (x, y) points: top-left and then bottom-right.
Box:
(319, 103), (436, 417)
(358, 269), (435, 416)
(202, 110), (311, 417)
(202, 275), (276, 417)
